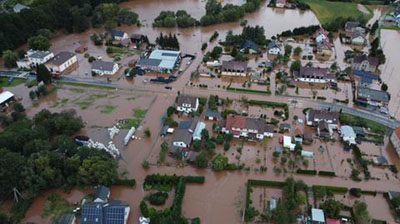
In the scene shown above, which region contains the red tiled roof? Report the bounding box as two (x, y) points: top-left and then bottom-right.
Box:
(395, 127), (400, 139)
(226, 114), (246, 130)
(326, 218), (340, 224)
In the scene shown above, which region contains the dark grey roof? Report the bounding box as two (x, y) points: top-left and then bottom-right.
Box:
(92, 60), (115, 72)
(349, 31), (365, 40)
(345, 21), (360, 30)
(357, 86), (389, 103)
(177, 95), (197, 107)
(318, 121), (330, 131)
(308, 109), (339, 124)
(205, 109), (221, 119)
(103, 200), (128, 224)
(111, 30), (126, 38)
(136, 58), (162, 67)
(95, 186), (110, 202)
(352, 126), (365, 135)
(81, 200), (129, 224)
(221, 60), (248, 72)
(376, 156), (388, 165)
(188, 151), (200, 162)
(130, 33), (143, 39)
(46, 52), (75, 66)
(282, 123), (291, 129)
(240, 40), (259, 51)
(172, 129), (193, 145)
(353, 55), (379, 67)
(267, 41), (280, 49)
(295, 66), (335, 80)
(29, 51), (52, 59)
(55, 213), (75, 224)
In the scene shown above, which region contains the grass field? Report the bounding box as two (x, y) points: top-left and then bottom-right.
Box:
(0, 77), (26, 87)
(301, 0), (372, 25)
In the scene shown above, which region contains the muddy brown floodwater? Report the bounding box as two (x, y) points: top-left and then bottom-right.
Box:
(9, 1), (400, 223)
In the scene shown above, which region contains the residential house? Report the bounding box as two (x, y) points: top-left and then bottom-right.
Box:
(280, 123), (291, 132)
(390, 127), (400, 158)
(275, 0), (286, 8)
(55, 213), (76, 224)
(75, 45), (88, 54)
(373, 156), (389, 166)
(91, 60), (119, 76)
(130, 33), (146, 43)
(81, 200), (130, 224)
(353, 70), (379, 87)
(313, 28), (329, 44)
(340, 125), (356, 144)
(294, 67), (335, 84)
(311, 208), (325, 224)
(220, 60), (249, 77)
(136, 49), (181, 73)
(13, 3), (29, 13)
(315, 40), (333, 56)
(318, 121), (332, 137)
(176, 95), (199, 113)
(306, 109), (339, 129)
(303, 131), (313, 144)
(111, 30), (129, 40)
(17, 50), (54, 69)
(45, 52), (78, 73)
(240, 40), (259, 54)
(0, 91), (15, 110)
(172, 118), (199, 148)
(345, 21), (361, 32)
(219, 114), (274, 140)
(267, 41), (281, 55)
(355, 86), (389, 107)
(205, 109), (221, 121)
(351, 55), (379, 72)
(348, 31), (367, 45)
(193, 121), (206, 141)
(283, 135), (295, 151)
(293, 128), (303, 144)
(326, 218), (340, 224)
(94, 186), (110, 203)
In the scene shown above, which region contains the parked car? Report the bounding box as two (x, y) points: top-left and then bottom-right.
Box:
(165, 86), (172, 90)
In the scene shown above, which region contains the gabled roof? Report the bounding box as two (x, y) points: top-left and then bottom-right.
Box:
(357, 86), (389, 103)
(92, 60), (116, 72)
(0, 91), (14, 105)
(226, 114), (246, 130)
(221, 60), (248, 72)
(294, 128), (303, 137)
(13, 3), (29, 12)
(111, 30), (126, 38)
(240, 40), (259, 51)
(95, 186), (110, 202)
(172, 129), (193, 145)
(318, 121), (330, 131)
(349, 31), (366, 40)
(353, 70), (379, 85)
(394, 127), (400, 139)
(345, 21), (360, 30)
(308, 109), (339, 124)
(81, 200), (129, 224)
(353, 55), (379, 67)
(103, 200), (129, 224)
(205, 109), (221, 119)
(296, 66), (335, 80)
(267, 41), (280, 49)
(81, 202), (104, 224)
(341, 125), (356, 138)
(46, 52), (75, 66)
(313, 28), (329, 39)
(177, 95), (197, 107)
(311, 208), (325, 222)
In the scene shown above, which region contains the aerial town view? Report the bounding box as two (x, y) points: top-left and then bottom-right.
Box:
(1, 0), (400, 223)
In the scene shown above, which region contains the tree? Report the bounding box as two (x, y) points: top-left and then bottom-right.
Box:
(142, 160), (150, 169)
(290, 60), (301, 72)
(353, 201), (370, 224)
(28, 35), (51, 51)
(370, 20), (379, 35)
(78, 156), (118, 186)
(381, 83), (388, 92)
(2, 50), (17, 68)
(320, 199), (343, 218)
(118, 8), (138, 25)
(194, 151), (208, 168)
(0, 149), (25, 200)
(144, 128), (151, 137)
(192, 140), (202, 151)
(205, 140), (215, 151)
(223, 142), (230, 151)
(212, 154), (228, 171)
(201, 129), (209, 141)
(36, 64), (52, 84)
(293, 47), (302, 56)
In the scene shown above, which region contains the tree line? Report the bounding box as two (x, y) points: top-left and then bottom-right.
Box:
(0, 107), (119, 222)
(0, 0), (138, 56)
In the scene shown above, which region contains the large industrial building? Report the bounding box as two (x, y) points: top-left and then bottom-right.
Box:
(136, 49), (181, 73)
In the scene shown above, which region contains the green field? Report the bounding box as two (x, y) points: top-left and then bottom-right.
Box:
(0, 77), (26, 87)
(301, 0), (372, 25)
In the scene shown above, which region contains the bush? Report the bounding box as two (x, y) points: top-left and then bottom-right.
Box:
(248, 179), (285, 187)
(146, 191), (168, 205)
(296, 169), (317, 175)
(350, 188), (362, 197)
(313, 185), (348, 193)
(184, 176), (205, 184)
(318, 171), (336, 176)
(140, 200), (149, 217)
(114, 178), (136, 187)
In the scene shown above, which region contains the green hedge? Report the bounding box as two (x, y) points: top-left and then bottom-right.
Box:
(297, 169), (317, 175)
(248, 179), (286, 187)
(114, 178), (136, 187)
(361, 190), (377, 196)
(318, 171), (336, 176)
(227, 87), (271, 95)
(313, 185), (348, 193)
(248, 100), (287, 108)
(185, 176), (205, 184)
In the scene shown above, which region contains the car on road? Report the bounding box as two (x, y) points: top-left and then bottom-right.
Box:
(165, 86), (172, 90)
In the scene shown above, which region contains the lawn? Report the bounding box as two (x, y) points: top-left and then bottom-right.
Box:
(0, 77), (26, 87)
(57, 80), (116, 90)
(97, 105), (118, 114)
(74, 93), (108, 109)
(301, 0), (372, 25)
(42, 194), (75, 222)
(106, 46), (130, 54)
(119, 108), (147, 129)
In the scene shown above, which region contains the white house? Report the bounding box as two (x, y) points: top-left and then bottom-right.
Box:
(219, 114), (274, 140)
(172, 118), (199, 148)
(306, 109), (339, 129)
(267, 41), (281, 55)
(340, 125), (356, 145)
(313, 28), (329, 44)
(311, 208), (325, 224)
(17, 50), (54, 69)
(294, 67), (336, 84)
(45, 52), (78, 73)
(91, 60), (119, 76)
(176, 95), (199, 113)
(283, 135), (295, 151)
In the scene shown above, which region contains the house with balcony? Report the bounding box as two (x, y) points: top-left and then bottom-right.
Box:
(294, 67), (335, 84)
(220, 60), (249, 77)
(218, 114), (274, 140)
(306, 109), (339, 129)
(176, 95), (199, 113)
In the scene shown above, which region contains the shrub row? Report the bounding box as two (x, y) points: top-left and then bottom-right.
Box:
(297, 169), (317, 175)
(318, 171), (336, 176)
(247, 99), (287, 108)
(248, 179), (286, 187)
(361, 190), (377, 196)
(227, 87), (271, 95)
(313, 185), (348, 193)
(184, 176), (205, 184)
(114, 178), (136, 187)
